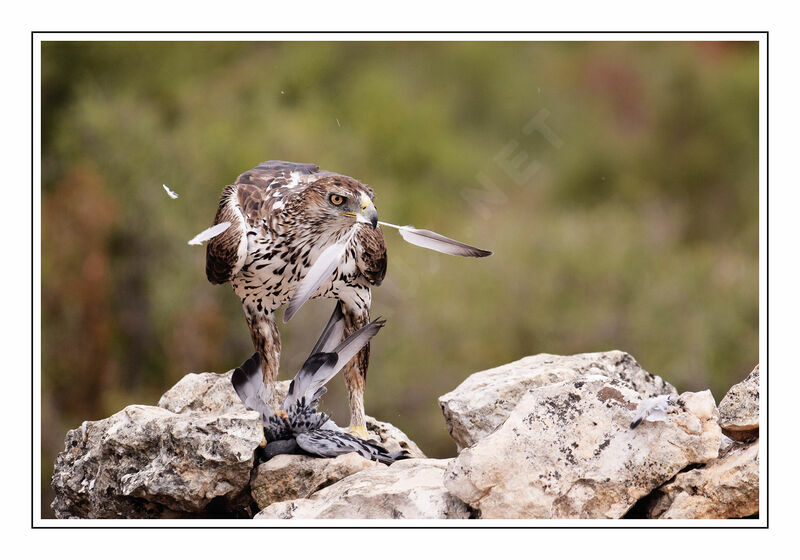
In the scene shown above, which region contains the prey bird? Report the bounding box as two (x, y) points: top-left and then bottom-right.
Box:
(202, 160), (491, 439)
(231, 304), (409, 464)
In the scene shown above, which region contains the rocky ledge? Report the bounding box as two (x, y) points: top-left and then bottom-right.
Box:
(51, 352), (759, 519)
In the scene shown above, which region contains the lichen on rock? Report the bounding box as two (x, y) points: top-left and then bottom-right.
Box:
(438, 350), (676, 450)
(718, 365), (759, 440)
(443, 377), (720, 519)
(51, 352), (758, 520)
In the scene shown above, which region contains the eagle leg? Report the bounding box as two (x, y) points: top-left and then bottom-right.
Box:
(341, 302), (370, 439)
(245, 309), (282, 410)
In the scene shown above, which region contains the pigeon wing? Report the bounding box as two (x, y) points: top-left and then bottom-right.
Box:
(231, 352), (273, 425)
(296, 429), (409, 464)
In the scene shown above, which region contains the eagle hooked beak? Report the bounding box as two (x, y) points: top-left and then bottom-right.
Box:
(355, 195), (379, 229)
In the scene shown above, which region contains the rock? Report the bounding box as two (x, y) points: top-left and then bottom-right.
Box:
(643, 439), (759, 519)
(255, 459), (472, 519)
(158, 371), (290, 415)
(52, 369), (428, 519)
(718, 365), (759, 440)
(51, 404), (262, 519)
(443, 376), (720, 519)
(439, 351), (676, 449)
(365, 415), (426, 458)
(251, 453), (375, 510)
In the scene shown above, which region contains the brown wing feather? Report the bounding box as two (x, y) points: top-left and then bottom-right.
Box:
(355, 225), (387, 286)
(205, 184), (246, 284)
(237, 160), (321, 188)
(206, 161), (323, 285)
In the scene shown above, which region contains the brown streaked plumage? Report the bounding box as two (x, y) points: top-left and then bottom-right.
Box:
(205, 161), (386, 437)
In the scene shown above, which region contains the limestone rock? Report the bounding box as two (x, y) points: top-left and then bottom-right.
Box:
(256, 459), (472, 519)
(158, 371), (290, 415)
(439, 351), (676, 449)
(644, 439), (759, 519)
(718, 365), (759, 440)
(443, 377), (720, 519)
(51, 404), (262, 518)
(52, 369), (429, 519)
(365, 415), (426, 458)
(251, 453), (375, 510)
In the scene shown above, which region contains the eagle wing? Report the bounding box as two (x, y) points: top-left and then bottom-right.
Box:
(205, 161), (324, 284)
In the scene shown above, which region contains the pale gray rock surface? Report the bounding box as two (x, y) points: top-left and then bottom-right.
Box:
(718, 365), (759, 440)
(644, 439), (759, 519)
(53, 355), (753, 520)
(439, 351), (677, 449)
(51, 404), (262, 518)
(365, 415), (426, 458)
(443, 377), (720, 519)
(251, 453), (375, 510)
(255, 459), (472, 519)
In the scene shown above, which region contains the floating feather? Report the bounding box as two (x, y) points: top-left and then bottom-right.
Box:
(378, 221), (492, 257)
(187, 221), (231, 246)
(162, 184), (179, 199)
(283, 226), (358, 322)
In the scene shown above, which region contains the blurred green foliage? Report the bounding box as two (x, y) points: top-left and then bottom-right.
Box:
(41, 41), (758, 515)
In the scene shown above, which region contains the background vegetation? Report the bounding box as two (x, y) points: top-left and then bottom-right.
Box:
(41, 41), (759, 515)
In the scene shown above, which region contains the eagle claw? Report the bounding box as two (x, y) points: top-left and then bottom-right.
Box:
(348, 425), (369, 440)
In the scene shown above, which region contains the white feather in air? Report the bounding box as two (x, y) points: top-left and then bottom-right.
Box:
(284, 226), (358, 322)
(162, 184), (179, 199)
(378, 221), (492, 257)
(188, 221), (232, 246)
(630, 394), (673, 429)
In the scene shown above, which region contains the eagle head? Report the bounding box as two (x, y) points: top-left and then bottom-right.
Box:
(303, 175), (379, 232)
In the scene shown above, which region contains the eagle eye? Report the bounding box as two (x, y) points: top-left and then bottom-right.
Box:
(329, 194), (345, 206)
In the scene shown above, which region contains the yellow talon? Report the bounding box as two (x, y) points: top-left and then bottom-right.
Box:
(349, 425), (369, 440)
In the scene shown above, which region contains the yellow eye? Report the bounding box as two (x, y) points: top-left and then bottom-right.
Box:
(330, 194), (345, 206)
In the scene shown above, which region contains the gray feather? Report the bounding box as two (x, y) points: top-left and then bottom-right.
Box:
(301, 316), (386, 404)
(283, 309), (385, 409)
(231, 352), (273, 425)
(328, 316), (386, 377)
(309, 303), (346, 355)
(379, 221), (492, 257)
(283, 304), (346, 408)
(296, 429), (407, 464)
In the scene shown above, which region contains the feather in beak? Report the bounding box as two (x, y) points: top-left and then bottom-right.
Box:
(378, 221), (492, 257)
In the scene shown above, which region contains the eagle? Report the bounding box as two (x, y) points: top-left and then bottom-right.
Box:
(204, 161), (387, 439)
(203, 160), (490, 440)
